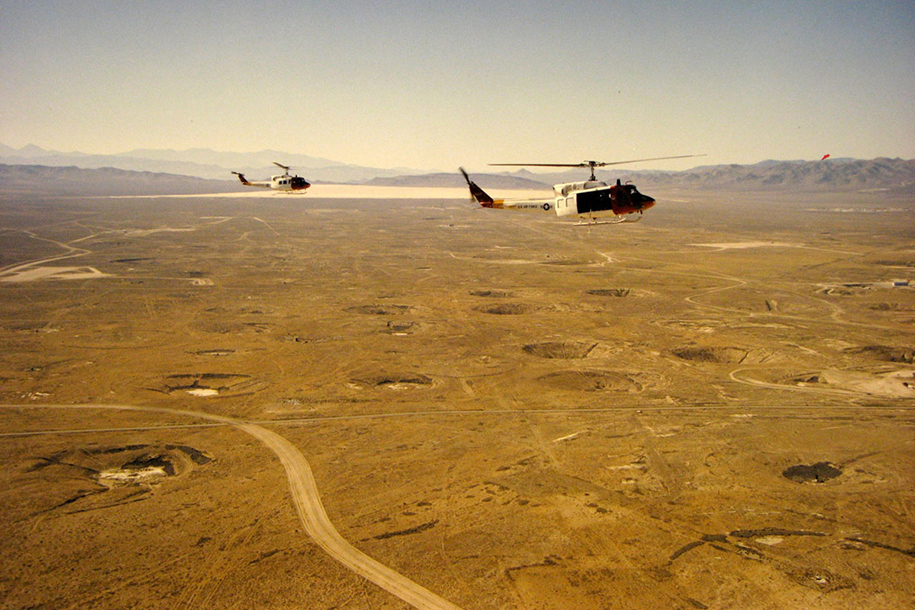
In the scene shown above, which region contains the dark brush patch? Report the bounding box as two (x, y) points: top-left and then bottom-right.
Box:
(783, 462), (842, 483)
(373, 520), (438, 540)
(470, 289), (514, 298)
(587, 288), (631, 297)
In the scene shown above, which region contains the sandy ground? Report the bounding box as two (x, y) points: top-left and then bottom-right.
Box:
(0, 189), (912, 609)
(0, 265), (109, 283)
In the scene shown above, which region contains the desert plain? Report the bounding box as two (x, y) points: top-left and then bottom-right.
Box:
(0, 185), (913, 609)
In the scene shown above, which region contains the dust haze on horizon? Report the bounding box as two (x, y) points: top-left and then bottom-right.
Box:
(1, 0), (913, 172)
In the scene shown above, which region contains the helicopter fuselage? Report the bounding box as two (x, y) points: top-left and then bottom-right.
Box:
(266, 174), (310, 191)
(552, 180), (655, 218)
(232, 166), (310, 192)
(475, 180), (655, 218)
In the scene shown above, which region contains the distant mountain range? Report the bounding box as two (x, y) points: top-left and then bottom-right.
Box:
(626, 158), (915, 192)
(372, 158), (915, 193)
(0, 144), (913, 195)
(0, 144), (419, 183)
(364, 172), (549, 190)
(0, 164), (239, 197)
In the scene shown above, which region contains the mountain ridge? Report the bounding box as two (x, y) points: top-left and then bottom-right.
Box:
(0, 144), (420, 183)
(1, 144), (913, 194)
(374, 158), (915, 193)
(0, 164), (240, 197)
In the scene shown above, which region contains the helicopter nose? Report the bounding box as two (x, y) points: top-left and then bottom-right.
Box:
(641, 196), (655, 210)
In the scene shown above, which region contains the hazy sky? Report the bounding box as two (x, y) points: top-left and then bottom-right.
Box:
(2, 1), (913, 171)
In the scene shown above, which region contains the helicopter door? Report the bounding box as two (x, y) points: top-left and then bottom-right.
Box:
(575, 188), (613, 215)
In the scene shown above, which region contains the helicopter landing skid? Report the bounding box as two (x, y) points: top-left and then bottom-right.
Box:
(575, 215), (641, 226)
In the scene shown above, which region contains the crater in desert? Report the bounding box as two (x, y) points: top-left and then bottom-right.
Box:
(29, 444), (213, 496)
(783, 462), (842, 483)
(477, 303), (530, 315)
(346, 304), (411, 315)
(672, 346), (748, 364)
(162, 372), (252, 396)
(352, 373), (435, 390)
(523, 341), (597, 359)
(537, 370), (641, 392)
(587, 288), (631, 297)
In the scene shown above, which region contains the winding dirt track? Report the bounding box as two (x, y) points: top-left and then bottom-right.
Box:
(0, 230), (90, 279)
(6, 403), (464, 610)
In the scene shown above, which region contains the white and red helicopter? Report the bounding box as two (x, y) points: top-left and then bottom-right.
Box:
(232, 162), (310, 192)
(461, 155), (703, 224)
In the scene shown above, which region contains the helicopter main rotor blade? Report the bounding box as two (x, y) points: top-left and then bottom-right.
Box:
(489, 163), (589, 168)
(593, 154), (706, 167)
(490, 154), (705, 169)
(273, 162), (291, 171)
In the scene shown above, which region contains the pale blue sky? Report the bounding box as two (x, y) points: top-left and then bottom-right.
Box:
(1, 1), (913, 171)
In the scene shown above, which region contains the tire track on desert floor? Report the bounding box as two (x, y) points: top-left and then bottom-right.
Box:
(1, 403), (464, 610)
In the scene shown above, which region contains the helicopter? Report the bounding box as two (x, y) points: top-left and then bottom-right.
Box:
(460, 155), (704, 224)
(232, 162), (310, 192)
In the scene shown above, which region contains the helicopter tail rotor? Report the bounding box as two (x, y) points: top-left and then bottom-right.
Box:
(459, 167), (495, 207)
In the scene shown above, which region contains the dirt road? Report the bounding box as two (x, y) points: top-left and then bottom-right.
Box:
(3, 403), (464, 610)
